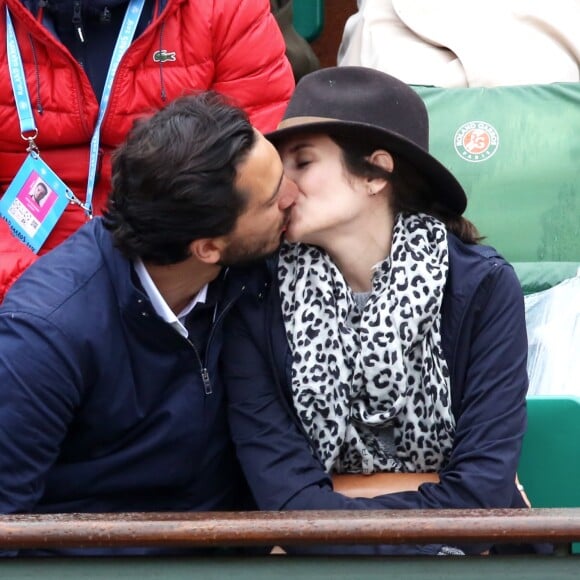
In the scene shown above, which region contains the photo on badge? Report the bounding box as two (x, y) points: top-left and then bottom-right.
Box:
(21, 173), (57, 217)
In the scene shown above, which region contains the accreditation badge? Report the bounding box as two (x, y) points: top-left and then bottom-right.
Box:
(0, 154), (71, 253)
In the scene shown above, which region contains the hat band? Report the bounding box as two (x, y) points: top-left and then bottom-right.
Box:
(277, 116), (340, 129)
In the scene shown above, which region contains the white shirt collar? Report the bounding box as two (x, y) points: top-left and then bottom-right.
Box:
(133, 259), (208, 338)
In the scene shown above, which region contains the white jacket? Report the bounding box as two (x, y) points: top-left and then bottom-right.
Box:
(338, 0), (580, 87)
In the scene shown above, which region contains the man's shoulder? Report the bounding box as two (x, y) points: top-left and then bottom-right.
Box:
(0, 220), (125, 323)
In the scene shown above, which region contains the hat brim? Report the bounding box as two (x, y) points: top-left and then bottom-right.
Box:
(266, 120), (467, 215)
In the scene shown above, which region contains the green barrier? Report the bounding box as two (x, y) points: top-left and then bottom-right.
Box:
(293, 0), (324, 41)
(520, 397), (580, 508)
(2, 556), (579, 580)
(413, 83), (580, 290)
(520, 396), (580, 554)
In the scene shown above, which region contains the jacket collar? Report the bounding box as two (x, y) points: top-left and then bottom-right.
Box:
(225, 254), (279, 303)
(92, 218), (233, 325)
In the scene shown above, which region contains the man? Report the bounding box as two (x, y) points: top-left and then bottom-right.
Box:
(0, 0), (294, 302)
(0, 92), (296, 555)
(29, 181), (49, 206)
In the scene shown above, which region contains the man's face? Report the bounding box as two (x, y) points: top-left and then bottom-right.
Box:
(33, 183), (48, 202)
(219, 132), (297, 266)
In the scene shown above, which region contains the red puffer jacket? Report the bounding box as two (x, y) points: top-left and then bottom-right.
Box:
(0, 0), (294, 302)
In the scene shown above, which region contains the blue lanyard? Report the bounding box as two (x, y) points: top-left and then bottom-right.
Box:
(5, 9), (36, 136)
(5, 0), (146, 217)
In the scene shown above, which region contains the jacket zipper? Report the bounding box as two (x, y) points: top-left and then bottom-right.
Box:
(8, 3), (92, 136)
(72, 1), (85, 43)
(180, 275), (247, 397)
(182, 335), (212, 395)
(27, 34), (44, 114)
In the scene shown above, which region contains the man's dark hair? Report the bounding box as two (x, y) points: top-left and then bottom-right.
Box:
(103, 92), (256, 264)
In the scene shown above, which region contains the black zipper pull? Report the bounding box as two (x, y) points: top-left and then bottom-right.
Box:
(72, 1), (85, 42)
(201, 368), (212, 395)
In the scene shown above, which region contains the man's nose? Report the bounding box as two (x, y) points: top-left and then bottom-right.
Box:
(277, 177), (298, 211)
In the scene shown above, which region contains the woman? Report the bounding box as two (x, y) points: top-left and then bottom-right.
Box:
(223, 67), (534, 555)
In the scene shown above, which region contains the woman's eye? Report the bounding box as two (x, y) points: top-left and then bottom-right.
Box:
(295, 160), (311, 169)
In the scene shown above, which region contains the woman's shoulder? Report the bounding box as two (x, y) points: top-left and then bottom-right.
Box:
(446, 233), (521, 303)
(448, 232), (514, 273)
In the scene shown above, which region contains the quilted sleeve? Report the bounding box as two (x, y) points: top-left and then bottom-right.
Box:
(210, 0), (295, 133)
(0, 219), (38, 304)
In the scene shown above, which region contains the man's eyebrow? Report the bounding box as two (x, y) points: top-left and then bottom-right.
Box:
(264, 172), (284, 206)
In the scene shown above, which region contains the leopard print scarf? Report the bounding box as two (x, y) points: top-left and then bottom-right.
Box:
(278, 212), (455, 474)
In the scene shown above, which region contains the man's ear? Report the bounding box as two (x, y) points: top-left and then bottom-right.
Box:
(189, 237), (225, 265)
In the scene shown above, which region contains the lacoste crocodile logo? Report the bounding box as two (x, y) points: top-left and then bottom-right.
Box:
(153, 50), (176, 63)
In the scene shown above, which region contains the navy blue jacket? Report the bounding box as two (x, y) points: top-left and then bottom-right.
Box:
(0, 218), (249, 554)
(223, 234), (531, 555)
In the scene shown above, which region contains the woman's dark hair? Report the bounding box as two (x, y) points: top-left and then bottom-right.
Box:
(330, 133), (482, 244)
(103, 92), (256, 264)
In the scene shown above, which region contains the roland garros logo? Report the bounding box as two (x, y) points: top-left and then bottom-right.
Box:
(454, 121), (499, 162)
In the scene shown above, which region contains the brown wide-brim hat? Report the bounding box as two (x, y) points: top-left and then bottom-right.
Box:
(266, 66), (467, 215)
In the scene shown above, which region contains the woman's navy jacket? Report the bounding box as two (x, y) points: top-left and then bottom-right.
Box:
(223, 234), (532, 555)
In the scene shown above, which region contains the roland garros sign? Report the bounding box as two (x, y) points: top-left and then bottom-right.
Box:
(454, 121), (499, 163)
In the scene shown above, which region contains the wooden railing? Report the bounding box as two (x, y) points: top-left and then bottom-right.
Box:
(1, 508), (580, 551)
